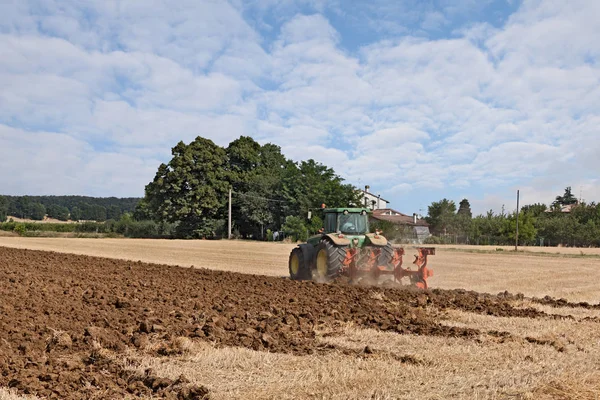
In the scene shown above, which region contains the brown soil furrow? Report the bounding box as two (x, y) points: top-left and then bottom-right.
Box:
(0, 247), (563, 399)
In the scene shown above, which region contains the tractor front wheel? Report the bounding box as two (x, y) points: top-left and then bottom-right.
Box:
(289, 247), (311, 280)
(313, 240), (346, 282)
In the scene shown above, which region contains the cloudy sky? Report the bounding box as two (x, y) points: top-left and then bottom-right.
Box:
(1, 0), (598, 215)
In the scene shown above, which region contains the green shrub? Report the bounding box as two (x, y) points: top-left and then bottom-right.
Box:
(13, 223), (26, 236)
(282, 216), (308, 242)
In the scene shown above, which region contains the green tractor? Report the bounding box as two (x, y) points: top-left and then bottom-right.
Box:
(288, 207), (435, 287)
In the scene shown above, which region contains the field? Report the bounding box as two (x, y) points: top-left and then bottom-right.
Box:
(1, 239), (600, 399)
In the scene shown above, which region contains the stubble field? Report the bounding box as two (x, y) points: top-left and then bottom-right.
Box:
(1, 238), (600, 399)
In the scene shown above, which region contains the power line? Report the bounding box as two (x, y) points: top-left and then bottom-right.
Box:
(232, 191), (289, 204)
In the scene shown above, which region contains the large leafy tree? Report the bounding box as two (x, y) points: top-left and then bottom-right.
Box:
(141, 135), (361, 239)
(426, 199), (457, 235)
(144, 137), (230, 238)
(282, 159), (361, 218)
(226, 137), (286, 238)
(28, 202), (46, 221)
(46, 204), (70, 221)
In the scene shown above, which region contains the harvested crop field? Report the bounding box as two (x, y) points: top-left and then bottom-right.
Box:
(2, 246), (600, 399)
(1, 237), (600, 302)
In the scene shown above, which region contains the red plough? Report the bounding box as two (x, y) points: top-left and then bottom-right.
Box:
(342, 246), (435, 289)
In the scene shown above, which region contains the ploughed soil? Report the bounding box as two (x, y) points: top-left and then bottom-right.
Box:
(0, 247), (573, 399)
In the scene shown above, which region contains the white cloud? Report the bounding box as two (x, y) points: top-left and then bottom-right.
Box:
(0, 0), (598, 216)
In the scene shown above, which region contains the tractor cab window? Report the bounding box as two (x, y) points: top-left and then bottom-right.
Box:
(324, 213), (337, 233)
(338, 213), (368, 234)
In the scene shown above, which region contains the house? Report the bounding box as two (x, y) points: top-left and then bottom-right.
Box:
(358, 185), (390, 210)
(370, 208), (431, 244)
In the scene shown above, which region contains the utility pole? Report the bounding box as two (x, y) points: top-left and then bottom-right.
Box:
(228, 188), (232, 239)
(515, 190), (520, 251)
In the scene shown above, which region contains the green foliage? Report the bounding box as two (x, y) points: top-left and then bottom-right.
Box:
(457, 199), (472, 218)
(425, 195), (600, 247)
(29, 202), (46, 220)
(70, 206), (82, 221)
(553, 186), (578, 208)
(521, 203), (547, 217)
(46, 204), (70, 221)
(106, 205), (122, 220)
(0, 196), (8, 222)
(227, 139), (285, 238)
(2, 195), (137, 221)
(281, 159), (361, 221)
(426, 199), (457, 235)
(282, 216), (308, 242)
(307, 215), (324, 235)
(133, 200), (152, 221)
(0, 222), (77, 233)
(0, 216), (176, 239)
(140, 135), (360, 239)
(13, 223), (25, 236)
(144, 137), (229, 238)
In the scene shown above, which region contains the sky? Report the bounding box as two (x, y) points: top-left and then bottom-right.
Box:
(1, 0), (599, 216)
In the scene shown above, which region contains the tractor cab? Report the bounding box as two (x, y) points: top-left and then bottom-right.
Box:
(323, 208), (370, 235)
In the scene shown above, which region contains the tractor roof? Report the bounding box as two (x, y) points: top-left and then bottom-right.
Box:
(323, 208), (371, 214)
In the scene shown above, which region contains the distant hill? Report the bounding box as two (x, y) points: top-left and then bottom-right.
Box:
(0, 195), (141, 222)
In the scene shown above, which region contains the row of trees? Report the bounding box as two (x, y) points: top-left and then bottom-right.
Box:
(425, 188), (600, 246)
(136, 136), (361, 239)
(0, 196), (139, 222)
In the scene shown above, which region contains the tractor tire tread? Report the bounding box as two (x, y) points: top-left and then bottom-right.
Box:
(289, 247), (311, 280)
(378, 242), (394, 268)
(317, 239), (346, 280)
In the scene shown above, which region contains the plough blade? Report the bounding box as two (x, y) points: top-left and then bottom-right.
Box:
(342, 246), (435, 289)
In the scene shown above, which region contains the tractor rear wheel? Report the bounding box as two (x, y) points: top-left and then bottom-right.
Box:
(313, 240), (346, 282)
(289, 247), (311, 280)
(378, 242), (395, 268)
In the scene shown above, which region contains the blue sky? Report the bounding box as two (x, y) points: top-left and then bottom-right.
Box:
(1, 0), (599, 215)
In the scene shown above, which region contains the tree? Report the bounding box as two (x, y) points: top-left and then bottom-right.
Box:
(29, 202), (46, 221)
(106, 205), (122, 221)
(133, 200), (152, 221)
(282, 216), (308, 242)
(143, 137), (230, 238)
(11, 197), (30, 218)
(455, 198), (473, 238)
(457, 199), (472, 218)
(281, 159), (361, 219)
(426, 199), (457, 235)
(46, 204), (69, 221)
(226, 137), (283, 238)
(499, 212), (537, 245)
(70, 206), (82, 221)
(553, 186), (578, 208)
(521, 203), (547, 217)
(0, 196), (8, 222)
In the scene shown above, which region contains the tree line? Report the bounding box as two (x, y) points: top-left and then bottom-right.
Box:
(135, 136), (361, 239)
(0, 196), (139, 222)
(425, 187), (600, 247)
